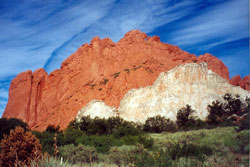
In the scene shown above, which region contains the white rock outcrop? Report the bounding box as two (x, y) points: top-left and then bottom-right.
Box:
(76, 100), (117, 122)
(77, 63), (249, 123)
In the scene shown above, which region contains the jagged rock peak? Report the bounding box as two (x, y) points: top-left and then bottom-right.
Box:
(230, 75), (250, 90)
(3, 29), (240, 131)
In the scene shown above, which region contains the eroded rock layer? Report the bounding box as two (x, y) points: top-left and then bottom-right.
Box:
(3, 30), (239, 130)
(77, 63), (249, 123)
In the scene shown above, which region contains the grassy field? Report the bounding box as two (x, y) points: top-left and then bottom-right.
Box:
(31, 126), (249, 167)
(150, 127), (249, 167)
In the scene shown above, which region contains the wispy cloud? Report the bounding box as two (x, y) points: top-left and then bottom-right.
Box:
(0, 0), (248, 116)
(168, 0), (248, 48)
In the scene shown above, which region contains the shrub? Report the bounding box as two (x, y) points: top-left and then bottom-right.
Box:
(236, 114), (249, 131)
(30, 155), (73, 167)
(109, 144), (146, 166)
(32, 131), (55, 155)
(223, 93), (242, 116)
(0, 126), (42, 167)
(207, 94), (249, 127)
(133, 149), (172, 167)
(207, 100), (225, 125)
(57, 128), (85, 146)
(143, 115), (178, 133)
(176, 105), (197, 129)
(59, 144), (98, 164)
(73, 116), (142, 137)
(45, 125), (60, 133)
(108, 146), (127, 166)
(166, 140), (213, 160)
(0, 118), (28, 141)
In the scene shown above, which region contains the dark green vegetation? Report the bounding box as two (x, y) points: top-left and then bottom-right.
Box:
(33, 116), (152, 155)
(0, 93), (249, 166)
(0, 117), (28, 141)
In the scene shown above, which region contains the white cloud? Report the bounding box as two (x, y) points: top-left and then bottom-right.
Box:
(170, 0), (248, 47)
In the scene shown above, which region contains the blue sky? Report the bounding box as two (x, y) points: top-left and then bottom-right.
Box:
(0, 0), (249, 116)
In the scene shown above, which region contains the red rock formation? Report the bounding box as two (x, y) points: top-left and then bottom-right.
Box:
(230, 75), (250, 90)
(3, 30), (232, 131)
(230, 75), (241, 86)
(197, 53), (229, 80)
(239, 75), (250, 90)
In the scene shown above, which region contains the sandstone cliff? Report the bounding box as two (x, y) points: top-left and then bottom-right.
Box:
(3, 30), (238, 130)
(77, 63), (249, 123)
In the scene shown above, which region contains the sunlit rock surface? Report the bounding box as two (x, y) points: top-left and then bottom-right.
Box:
(77, 63), (249, 123)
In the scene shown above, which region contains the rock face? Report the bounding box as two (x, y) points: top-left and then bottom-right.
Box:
(3, 30), (237, 131)
(230, 75), (250, 90)
(76, 100), (117, 122)
(78, 63), (249, 123)
(118, 63), (249, 122)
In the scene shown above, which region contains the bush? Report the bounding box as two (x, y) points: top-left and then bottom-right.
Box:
(166, 140), (213, 160)
(134, 149), (172, 167)
(59, 144), (98, 164)
(207, 100), (225, 125)
(236, 114), (249, 131)
(108, 146), (128, 166)
(32, 131), (55, 155)
(143, 115), (178, 133)
(45, 125), (60, 133)
(0, 118), (28, 141)
(30, 154), (73, 167)
(0, 126), (42, 167)
(207, 94), (249, 127)
(57, 128), (85, 146)
(72, 116), (142, 137)
(108, 144), (149, 166)
(176, 105), (197, 129)
(223, 93), (242, 116)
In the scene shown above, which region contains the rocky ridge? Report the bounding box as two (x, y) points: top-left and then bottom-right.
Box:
(77, 63), (249, 123)
(230, 75), (250, 90)
(3, 30), (248, 131)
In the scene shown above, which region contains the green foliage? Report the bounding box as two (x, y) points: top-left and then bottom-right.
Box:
(176, 105), (197, 129)
(57, 128), (85, 146)
(223, 93), (242, 116)
(73, 116), (142, 137)
(166, 140), (213, 160)
(207, 100), (225, 125)
(207, 94), (249, 127)
(133, 149), (173, 167)
(32, 131), (55, 155)
(30, 155), (73, 167)
(34, 116), (152, 155)
(0, 118), (28, 141)
(108, 144), (146, 166)
(59, 144), (98, 164)
(76, 134), (153, 153)
(224, 130), (249, 154)
(45, 125), (60, 133)
(143, 115), (178, 133)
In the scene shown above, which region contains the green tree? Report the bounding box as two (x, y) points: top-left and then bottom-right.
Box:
(143, 115), (177, 133)
(207, 100), (225, 125)
(176, 105), (196, 129)
(223, 93), (242, 116)
(0, 118), (28, 141)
